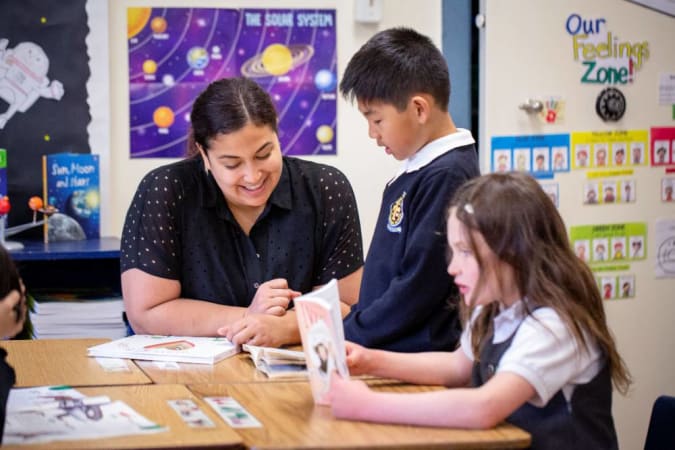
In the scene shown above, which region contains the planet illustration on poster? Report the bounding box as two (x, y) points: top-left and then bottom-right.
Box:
(241, 43), (315, 78)
(150, 16), (168, 34)
(142, 59), (157, 75)
(315, 125), (334, 144)
(153, 106), (175, 128)
(127, 7), (152, 39)
(314, 69), (336, 92)
(186, 46), (209, 70)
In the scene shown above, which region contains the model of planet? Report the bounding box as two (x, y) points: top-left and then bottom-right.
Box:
(150, 16), (167, 34)
(28, 196), (43, 211)
(0, 196), (10, 215)
(314, 69), (336, 92)
(186, 46), (209, 70)
(241, 44), (315, 78)
(316, 125), (334, 144)
(153, 106), (175, 128)
(47, 213), (86, 242)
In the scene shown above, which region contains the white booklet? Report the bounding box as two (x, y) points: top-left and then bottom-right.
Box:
(4, 385), (166, 445)
(87, 335), (239, 364)
(294, 279), (349, 405)
(242, 344), (307, 379)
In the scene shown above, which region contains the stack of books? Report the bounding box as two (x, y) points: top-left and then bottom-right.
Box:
(29, 289), (126, 340)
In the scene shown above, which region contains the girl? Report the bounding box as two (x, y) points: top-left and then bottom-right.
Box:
(329, 172), (631, 449)
(0, 245), (28, 443)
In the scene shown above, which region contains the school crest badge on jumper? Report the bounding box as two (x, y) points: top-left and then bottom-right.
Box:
(387, 192), (406, 233)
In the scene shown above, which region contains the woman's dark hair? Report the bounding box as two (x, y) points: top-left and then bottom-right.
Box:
(187, 77), (278, 156)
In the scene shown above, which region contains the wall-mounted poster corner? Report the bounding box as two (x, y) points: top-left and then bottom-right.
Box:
(128, 8), (337, 158)
(490, 134), (570, 179)
(626, 0), (675, 18)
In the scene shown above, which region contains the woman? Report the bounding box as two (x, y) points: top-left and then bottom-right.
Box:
(121, 77), (363, 347)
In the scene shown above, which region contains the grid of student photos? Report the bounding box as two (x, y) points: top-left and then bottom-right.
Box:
(572, 140), (646, 170)
(573, 234), (645, 265)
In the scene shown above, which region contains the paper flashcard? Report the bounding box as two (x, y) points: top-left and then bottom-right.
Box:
(570, 223), (647, 268)
(167, 399), (215, 428)
(571, 130), (648, 169)
(203, 396), (262, 428)
(650, 127), (675, 167)
(600, 276), (615, 299)
(539, 182), (559, 208)
(575, 239), (590, 262)
(662, 177), (675, 202)
(490, 134), (570, 178)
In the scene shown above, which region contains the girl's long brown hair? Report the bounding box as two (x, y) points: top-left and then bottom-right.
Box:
(449, 172), (631, 395)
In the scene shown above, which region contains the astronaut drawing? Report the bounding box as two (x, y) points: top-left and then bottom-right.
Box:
(0, 38), (64, 129)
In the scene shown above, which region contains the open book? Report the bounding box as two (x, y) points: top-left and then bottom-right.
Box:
(87, 335), (239, 364)
(242, 344), (308, 379)
(294, 279), (349, 405)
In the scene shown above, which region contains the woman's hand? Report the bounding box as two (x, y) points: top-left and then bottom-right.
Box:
(218, 312), (294, 347)
(248, 279), (301, 316)
(0, 288), (26, 338)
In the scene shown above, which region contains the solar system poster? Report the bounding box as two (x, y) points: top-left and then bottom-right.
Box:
(128, 8), (337, 158)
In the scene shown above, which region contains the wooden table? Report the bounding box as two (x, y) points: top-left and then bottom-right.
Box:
(188, 381), (531, 449)
(0, 339), (151, 387)
(1, 384), (243, 450)
(134, 351), (305, 384)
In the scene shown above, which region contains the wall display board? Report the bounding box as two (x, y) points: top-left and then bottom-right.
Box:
(480, 1), (675, 448)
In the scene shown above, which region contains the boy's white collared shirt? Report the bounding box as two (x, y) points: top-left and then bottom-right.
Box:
(389, 128), (475, 185)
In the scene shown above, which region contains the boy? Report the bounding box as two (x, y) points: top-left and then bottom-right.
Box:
(339, 27), (479, 352)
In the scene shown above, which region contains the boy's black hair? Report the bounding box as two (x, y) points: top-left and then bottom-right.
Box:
(339, 27), (450, 112)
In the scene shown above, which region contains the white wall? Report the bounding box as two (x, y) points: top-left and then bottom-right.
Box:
(106, 0), (443, 252)
(480, 1), (675, 449)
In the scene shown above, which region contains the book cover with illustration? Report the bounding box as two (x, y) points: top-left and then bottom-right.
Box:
(42, 153), (100, 241)
(294, 279), (349, 405)
(87, 335), (239, 364)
